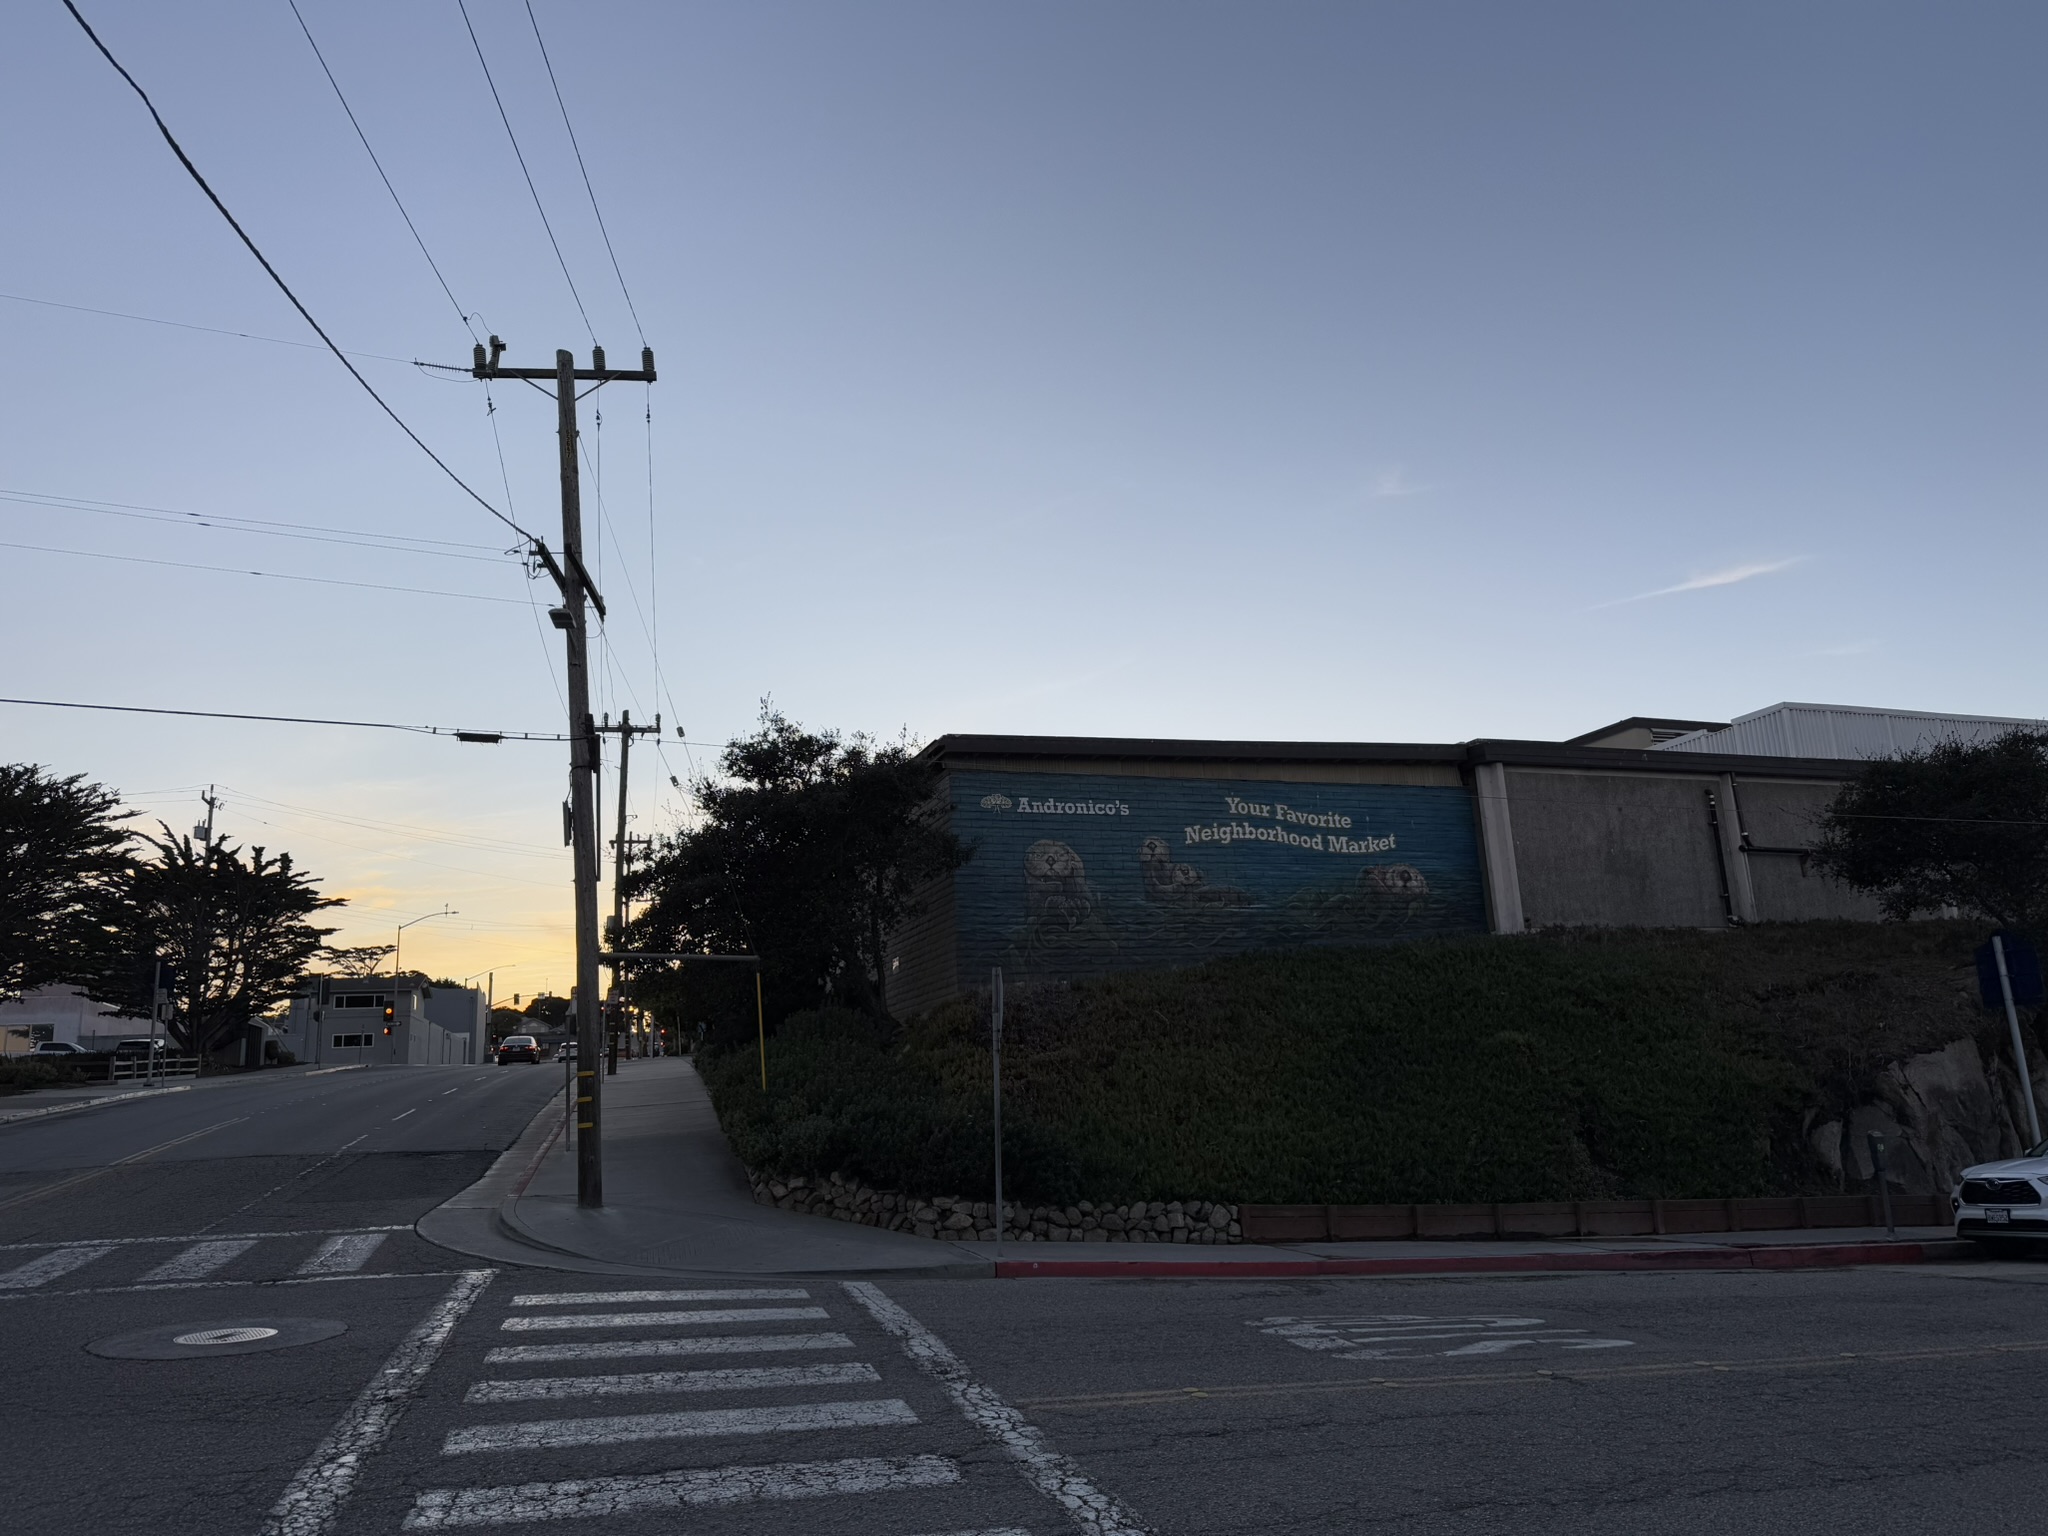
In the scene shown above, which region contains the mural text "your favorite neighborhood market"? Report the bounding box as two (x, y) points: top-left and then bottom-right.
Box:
(1186, 795), (1396, 855)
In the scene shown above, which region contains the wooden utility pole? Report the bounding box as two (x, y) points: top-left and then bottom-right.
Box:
(471, 337), (655, 1209)
(598, 710), (661, 1073)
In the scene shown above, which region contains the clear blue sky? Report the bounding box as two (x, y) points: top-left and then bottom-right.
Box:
(5, 2), (2043, 989)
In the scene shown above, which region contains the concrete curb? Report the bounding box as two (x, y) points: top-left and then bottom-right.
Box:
(994, 1237), (1978, 1279)
(0, 1083), (193, 1125)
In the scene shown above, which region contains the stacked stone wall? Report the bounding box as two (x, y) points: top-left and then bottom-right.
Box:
(748, 1171), (1242, 1243)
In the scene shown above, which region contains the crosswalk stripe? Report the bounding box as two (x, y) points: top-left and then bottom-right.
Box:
(297, 1232), (389, 1275)
(0, 1245), (113, 1289)
(500, 1307), (826, 1332)
(403, 1452), (960, 1529)
(443, 1397), (918, 1454)
(509, 1289), (809, 1306)
(485, 1332), (855, 1366)
(138, 1239), (256, 1283)
(906, 1529), (1033, 1536)
(466, 1362), (881, 1403)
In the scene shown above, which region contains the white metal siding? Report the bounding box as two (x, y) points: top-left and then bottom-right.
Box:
(1658, 703), (2048, 760)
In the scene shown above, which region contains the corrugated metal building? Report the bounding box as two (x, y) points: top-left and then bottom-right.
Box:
(1657, 702), (2048, 760)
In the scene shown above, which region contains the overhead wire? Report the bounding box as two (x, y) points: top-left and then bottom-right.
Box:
(0, 695), (569, 740)
(1, 538), (529, 604)
(455, 0), (596, 342)
(524, 0), (645, 344)
(284, 0), (479, 341)
(57, 0), (536, 547)
(1, 290), (418, 364)
(1, 490), (514, 564)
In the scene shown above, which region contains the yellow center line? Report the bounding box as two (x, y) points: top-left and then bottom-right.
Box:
(0, 1117), (250, 1213)
(1016, 1338), (2048, 1411)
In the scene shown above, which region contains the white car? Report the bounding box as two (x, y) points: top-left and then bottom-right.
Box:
(1953, 1148), (2048, 1244)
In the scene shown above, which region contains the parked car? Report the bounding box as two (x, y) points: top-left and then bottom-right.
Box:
(112, 1038), (168, 1058)
(28, 1041), (99, 1059)
(553, 1041), (577, 1063)
(495, 1035), (541, 1065)
(1953, 1144), (2048, 1244)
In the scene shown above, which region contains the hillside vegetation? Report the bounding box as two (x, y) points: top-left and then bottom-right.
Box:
(697, 921), (2002, 1206)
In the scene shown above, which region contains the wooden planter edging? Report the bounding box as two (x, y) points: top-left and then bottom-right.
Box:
(1239, 1193), (1949, 1243)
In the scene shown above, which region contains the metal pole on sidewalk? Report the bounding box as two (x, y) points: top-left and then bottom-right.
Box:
(992, 966), (1004, 1262)
(1992, 934), (2043, 1145)
(1867, 1131), (1896, 1238)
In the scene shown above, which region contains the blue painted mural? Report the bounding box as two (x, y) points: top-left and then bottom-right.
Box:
(950, 771), (1486, 982)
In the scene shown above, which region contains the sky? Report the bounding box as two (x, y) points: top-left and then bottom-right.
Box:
(5, 2), (2045, 996)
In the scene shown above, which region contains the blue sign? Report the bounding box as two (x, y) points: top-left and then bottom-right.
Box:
(950, 770), (1487, 982)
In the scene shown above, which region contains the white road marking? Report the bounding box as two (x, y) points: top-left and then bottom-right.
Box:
(485, 1331), (855, 1365)
(907, 1529), (1033, 1536)
(509, 1288), (809, 1306)
(298, 1232), (390, 1275)
(258, 1268), (495, 1536)
(0, 1245), (114, 1289)
(466, 1362), (881, 1403)
(1252, 1313), (1634, 1360)
(0, 1223), (408, 1252)
(393, 1109), (417, 1120)
(845, 1280), (1152, 1536)
(138, 1238), (255, 1282)
(402, 1453), (959, 1529)
(443, 1397), (918, 1454)
(500, 1307), (826, 1331)
(0, 1270), (482, 1302)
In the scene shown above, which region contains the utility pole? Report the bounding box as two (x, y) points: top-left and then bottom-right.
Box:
(598, 710), (661, 1074)
(193, 785), (220, 847)
(472, 337), (655, 1209)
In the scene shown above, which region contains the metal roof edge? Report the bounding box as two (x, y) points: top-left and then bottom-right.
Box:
(1465, 738), (1866, 777)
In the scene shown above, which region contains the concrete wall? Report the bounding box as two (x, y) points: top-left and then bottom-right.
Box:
(1731, 778), (1884, 922)
(1504, 767), (1729, 929)
(0, 986), (125, 1048)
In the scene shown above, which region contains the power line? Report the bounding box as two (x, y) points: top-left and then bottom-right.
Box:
(285, 0), (479, 340)
(1, 487), (503, 549)
(0, 290), (417, 363)
(1, 537), (530, 604)
(1, 490), (514, 564)
(524, 0), (644, 344)
(0, 695), (569, 740)
(456, 0), (595, 341)
(58, 0), (536, 546)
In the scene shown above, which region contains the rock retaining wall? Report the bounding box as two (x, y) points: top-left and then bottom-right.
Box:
(748, 1171), (1242, 1243)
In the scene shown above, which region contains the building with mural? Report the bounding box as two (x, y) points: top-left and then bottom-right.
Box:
(882, 703), (2042, 1014)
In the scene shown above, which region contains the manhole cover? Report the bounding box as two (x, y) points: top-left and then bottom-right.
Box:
(87, 1317), (347, 1360)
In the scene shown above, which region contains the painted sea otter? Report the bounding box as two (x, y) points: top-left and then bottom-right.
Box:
(1138, 837), (1251, 907)
(1023, 839), (1096, 928)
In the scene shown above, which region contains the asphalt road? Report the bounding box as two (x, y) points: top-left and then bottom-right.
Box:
(5, 1068), (2046, 1535)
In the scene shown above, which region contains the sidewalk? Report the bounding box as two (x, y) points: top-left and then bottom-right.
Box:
(418, 1056), (1977, 1281)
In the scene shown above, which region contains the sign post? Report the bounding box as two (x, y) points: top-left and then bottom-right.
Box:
(1978, 933), (2044, 1146)
(991, 966), (1004, 1262)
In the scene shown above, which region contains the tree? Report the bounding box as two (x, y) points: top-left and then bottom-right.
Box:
(318, 943), (395, 979)
(81, 828), (341, 1063)
(521, 994), (571, 1028)
(0, 764), (132, 1002)
(626, 709), (965, 1022)
(1809, 729), (2048, 930)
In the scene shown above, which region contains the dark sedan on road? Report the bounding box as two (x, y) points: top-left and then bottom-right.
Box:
(494, 1035), (542, 1065)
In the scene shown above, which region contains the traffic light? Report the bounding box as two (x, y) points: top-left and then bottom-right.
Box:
(382, 1026), (393, 1036)
(383, 1005), (395, 1022)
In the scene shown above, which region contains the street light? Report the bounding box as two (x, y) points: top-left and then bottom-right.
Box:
(394, 906), (457, 984)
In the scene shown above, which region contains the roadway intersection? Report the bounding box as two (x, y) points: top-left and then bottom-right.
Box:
(4, 1063), (2045, 1535)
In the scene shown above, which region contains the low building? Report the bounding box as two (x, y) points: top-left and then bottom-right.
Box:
(274, 978), (487, 1066)
(883, 701), (2035, 1013)
(0, 985), (130, 1054)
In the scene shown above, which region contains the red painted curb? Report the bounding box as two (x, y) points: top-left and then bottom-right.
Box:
(994, 1239), (1970, 1280)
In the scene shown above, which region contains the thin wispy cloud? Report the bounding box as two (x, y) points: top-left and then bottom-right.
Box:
(1369, 466), (1430, 499)
(1597, 557), (1803, 608)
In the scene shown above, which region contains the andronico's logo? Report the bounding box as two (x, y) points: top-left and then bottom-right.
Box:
(980, 793), (1014, 811)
